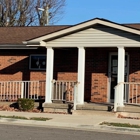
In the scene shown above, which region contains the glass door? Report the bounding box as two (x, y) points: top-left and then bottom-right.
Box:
(109, 54), (128, 102)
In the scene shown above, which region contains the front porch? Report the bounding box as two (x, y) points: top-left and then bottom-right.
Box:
(1, 78), (140, 114)
(1, 18), (140, 113)
(24, 18), (140, 113)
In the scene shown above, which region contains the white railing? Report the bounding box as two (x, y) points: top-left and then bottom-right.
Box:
(52, 80), (78, 103)
(114, 82), (140, 111)
(0, 81), (46, 101)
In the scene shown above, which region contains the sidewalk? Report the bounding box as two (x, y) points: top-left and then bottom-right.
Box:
(0, 111), (140, 133)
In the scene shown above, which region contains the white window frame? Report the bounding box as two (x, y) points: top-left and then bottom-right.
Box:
(29, 54), (46, 70)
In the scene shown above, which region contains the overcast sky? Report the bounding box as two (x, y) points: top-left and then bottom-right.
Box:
(56, 0), (140, 25)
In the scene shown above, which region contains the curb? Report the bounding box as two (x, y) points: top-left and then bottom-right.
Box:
(98, 125), (140, 133)
(0, 118), (48, 126)
(0, 117), (140, 134)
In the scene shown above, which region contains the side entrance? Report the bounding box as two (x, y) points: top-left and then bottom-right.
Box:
(108, 53), (129, 102)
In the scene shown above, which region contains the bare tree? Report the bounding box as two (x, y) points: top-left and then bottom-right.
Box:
(0, 0), (65, 26)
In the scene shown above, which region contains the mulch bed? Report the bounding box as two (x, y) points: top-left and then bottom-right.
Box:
(118, 114), (140, 120)
(0, 105), (68, 114)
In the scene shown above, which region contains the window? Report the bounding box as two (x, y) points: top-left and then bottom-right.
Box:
(29, 55), (46, 70)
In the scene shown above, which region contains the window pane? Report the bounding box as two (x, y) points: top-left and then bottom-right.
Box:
(30, 55), (46, 70)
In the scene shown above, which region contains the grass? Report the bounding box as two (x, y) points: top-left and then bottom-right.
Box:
(30, 117), (52, 121)
(100, 122), (140, 128)
(0, 115), (28, 120)
(0, 115), (51, 121)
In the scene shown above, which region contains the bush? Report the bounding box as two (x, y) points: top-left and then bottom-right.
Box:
(17, 98), (34, 111)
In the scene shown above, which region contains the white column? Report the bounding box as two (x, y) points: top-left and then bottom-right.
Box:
(45, 47), (54, 103)
(77, 47), (85, 104)
(117, 46), (125, 106)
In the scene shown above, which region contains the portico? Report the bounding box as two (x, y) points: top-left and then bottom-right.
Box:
(24, 18), (140, 111)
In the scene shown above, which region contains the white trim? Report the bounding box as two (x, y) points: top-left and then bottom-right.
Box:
(0, 46), (38, 49)
(44, 45), (140, 48)
(0, 48), (38, 49)
(108, 52), (129, 103)
(108, 52), (118, 102)
(77, 47), (85, 104)
(117, 46), (125, 106)
(28, 18), (140, 43)
(45, 48), (54, 103)
(40, 41), (47, 47)
(117, 46), (125, 83)
(0, 44), (38, 49)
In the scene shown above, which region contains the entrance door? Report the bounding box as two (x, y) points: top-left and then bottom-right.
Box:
(109, 53), (129, 102)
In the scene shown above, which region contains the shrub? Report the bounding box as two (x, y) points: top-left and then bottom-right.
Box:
(17, 98), (34, 111)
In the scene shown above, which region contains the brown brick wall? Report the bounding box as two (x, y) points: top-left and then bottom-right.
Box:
(30, 72), (46, 80)
(54, 48), (78, 81)
(85, 48), (108, 103)
(0, 48), (110, 103)
(90, 73), (108, 103)
(57, 72), (77, 81)
(54, 48), (109, 103)
(2, 47), (140, 104)
(0, 48), (46, 81)
(128, 49), (140, 82)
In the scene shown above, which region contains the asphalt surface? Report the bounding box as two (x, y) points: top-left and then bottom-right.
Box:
(0, 111), (140, 134)
(0, 124), (140, 140)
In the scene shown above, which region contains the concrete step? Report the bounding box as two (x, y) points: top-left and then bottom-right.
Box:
(72, 110), (115, 116)
(42, 102), (114, 114)
(43, 103), (71, 114)
(76, 103), (114, 111)
(117, 104), (140, 113)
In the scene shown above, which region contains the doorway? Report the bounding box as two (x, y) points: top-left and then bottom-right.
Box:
(108, 53), (129, 102)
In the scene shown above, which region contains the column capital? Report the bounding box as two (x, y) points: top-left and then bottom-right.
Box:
(117, 46), (124, 49)
(77, 46), (85, 49)
(46, 46), (54, 49)
(40, 41), (47, 47)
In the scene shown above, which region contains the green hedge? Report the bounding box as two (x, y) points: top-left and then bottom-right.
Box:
(17, 98), (34, 111)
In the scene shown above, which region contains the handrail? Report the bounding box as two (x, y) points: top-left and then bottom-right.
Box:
(52, 79), (78, 83)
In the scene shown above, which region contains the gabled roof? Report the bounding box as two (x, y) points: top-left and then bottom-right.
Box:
(1, 18), (140, 46)
(26, 18), (140, 45)
(0, 26), (70, 45)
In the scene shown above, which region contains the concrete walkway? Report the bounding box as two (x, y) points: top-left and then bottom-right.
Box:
(0, 111), (140, 133)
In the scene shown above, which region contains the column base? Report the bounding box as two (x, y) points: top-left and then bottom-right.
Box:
(116, 106), (125, 112)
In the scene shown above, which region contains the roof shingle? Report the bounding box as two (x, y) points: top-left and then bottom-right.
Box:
(0, 26), (70, 45)
(0, 22), (140, 45)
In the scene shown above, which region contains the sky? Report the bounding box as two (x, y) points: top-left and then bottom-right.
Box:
(56, 0), (140, 25)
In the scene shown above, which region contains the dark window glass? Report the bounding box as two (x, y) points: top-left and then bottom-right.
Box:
(30, 55), (46, 70)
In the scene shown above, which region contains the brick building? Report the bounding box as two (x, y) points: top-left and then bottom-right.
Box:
(1, 18), (140, 110)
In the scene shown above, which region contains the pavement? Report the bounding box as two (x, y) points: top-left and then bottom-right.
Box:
(0, 110), (140, 134)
